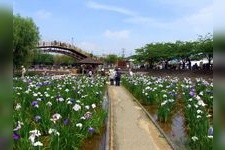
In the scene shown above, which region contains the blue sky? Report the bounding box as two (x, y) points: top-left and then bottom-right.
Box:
(12, 0), (213, 56)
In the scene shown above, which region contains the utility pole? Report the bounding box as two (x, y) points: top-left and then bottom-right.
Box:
(122, 48), (125, 58)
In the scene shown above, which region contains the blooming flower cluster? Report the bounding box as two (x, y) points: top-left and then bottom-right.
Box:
(123, 75), (178, 122)
(122, 75), (213, 149)
(13, 75), (107, 149)
(29, 129), (43, 146)
(180, 77), (213, 149)
(48, 128), (60, 136)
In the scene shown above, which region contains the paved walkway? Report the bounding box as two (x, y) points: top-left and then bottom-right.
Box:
(108, 86), (172, 150)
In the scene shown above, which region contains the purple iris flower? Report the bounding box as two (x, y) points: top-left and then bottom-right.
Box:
(189, 91), (195, 97)
(31, 101), (38, 106)
(208, 126), (213, 136)
(13, 133), (20, 140)
(35, 115), (41, 122)
(56, 95), (62, 99)
(169, 91), (176, 97)
(36, 82), (43, 87)
(43, 81), (50, 85)
(88, 127), (95, 134)
(63, 119), (70, 125)
(206, 91), (213, 95)
(190, 86), (195, 90)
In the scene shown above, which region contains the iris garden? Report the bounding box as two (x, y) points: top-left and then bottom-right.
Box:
(13, 73), (213, 149)
(122, 75), (213, 149)
(13, 75), (107, 149)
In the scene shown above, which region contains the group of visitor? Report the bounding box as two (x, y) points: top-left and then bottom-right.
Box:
(109, 68), (121, 86)
(88, 68), (105, 78)
(109, 68), (133, 86)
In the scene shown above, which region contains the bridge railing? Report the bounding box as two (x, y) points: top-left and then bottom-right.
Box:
(38, 41), (91, 57)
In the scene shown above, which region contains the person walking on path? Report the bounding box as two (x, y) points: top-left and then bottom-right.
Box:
(115, 68), (121, 86)
(109, 69), (115, 85)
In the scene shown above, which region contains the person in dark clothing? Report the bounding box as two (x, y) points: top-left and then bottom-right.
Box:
(115, 68), (121, 86)
(192, 63), (198, 70)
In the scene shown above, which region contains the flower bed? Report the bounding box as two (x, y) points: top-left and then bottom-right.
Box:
(13, 75), (107, 149)
(122, 75), (213, 149)
(181, 77), (213, 149)
(123, 75), (178, 123)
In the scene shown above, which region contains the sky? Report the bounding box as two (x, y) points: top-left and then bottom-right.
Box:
(11, 0), (214, 56)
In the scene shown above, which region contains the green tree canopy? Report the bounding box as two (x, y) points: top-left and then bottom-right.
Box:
(134, 42), (178, 68)
(104, 54), (120, 64)
(13, 14), (40, 68)
(133, 33), (212, 69)
(32, 52), (54, 65)
(196, 33), (213, 64)
(53, 54), (76, 65)
(31, 51), (77, 66)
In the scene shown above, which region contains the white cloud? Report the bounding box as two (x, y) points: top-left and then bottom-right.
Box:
(124, 16), (161, 27)
(151, 0), (212, 9)
(87, 1), (136, 16)
(184, 6), (213, 32)
(126, 5), (212, 39)
(162, 5), (213, 35)
(103, 30), (131, 39)
(86, 1), (162, 27)
(86, 1), (166, 28)
(35, 10), (52, 19)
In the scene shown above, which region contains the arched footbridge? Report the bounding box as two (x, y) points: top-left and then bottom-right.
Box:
(37, 41), (92, 60)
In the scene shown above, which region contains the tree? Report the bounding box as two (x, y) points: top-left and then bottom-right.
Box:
(196, 33), (213, 65)
(13, 14), (40, 68)
(104, 54), (119, 66)
(133, 34), (213, 70)
(134, 42), (177, 69)
(32, 52), (54, 65)
(53, 54), (76, 65)
(57, 55), (76, 65)
(133, 47), (146, 63)
(174, 41), (197, 69)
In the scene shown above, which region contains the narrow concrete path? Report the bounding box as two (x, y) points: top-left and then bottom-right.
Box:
(108, 86), (172, 150)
